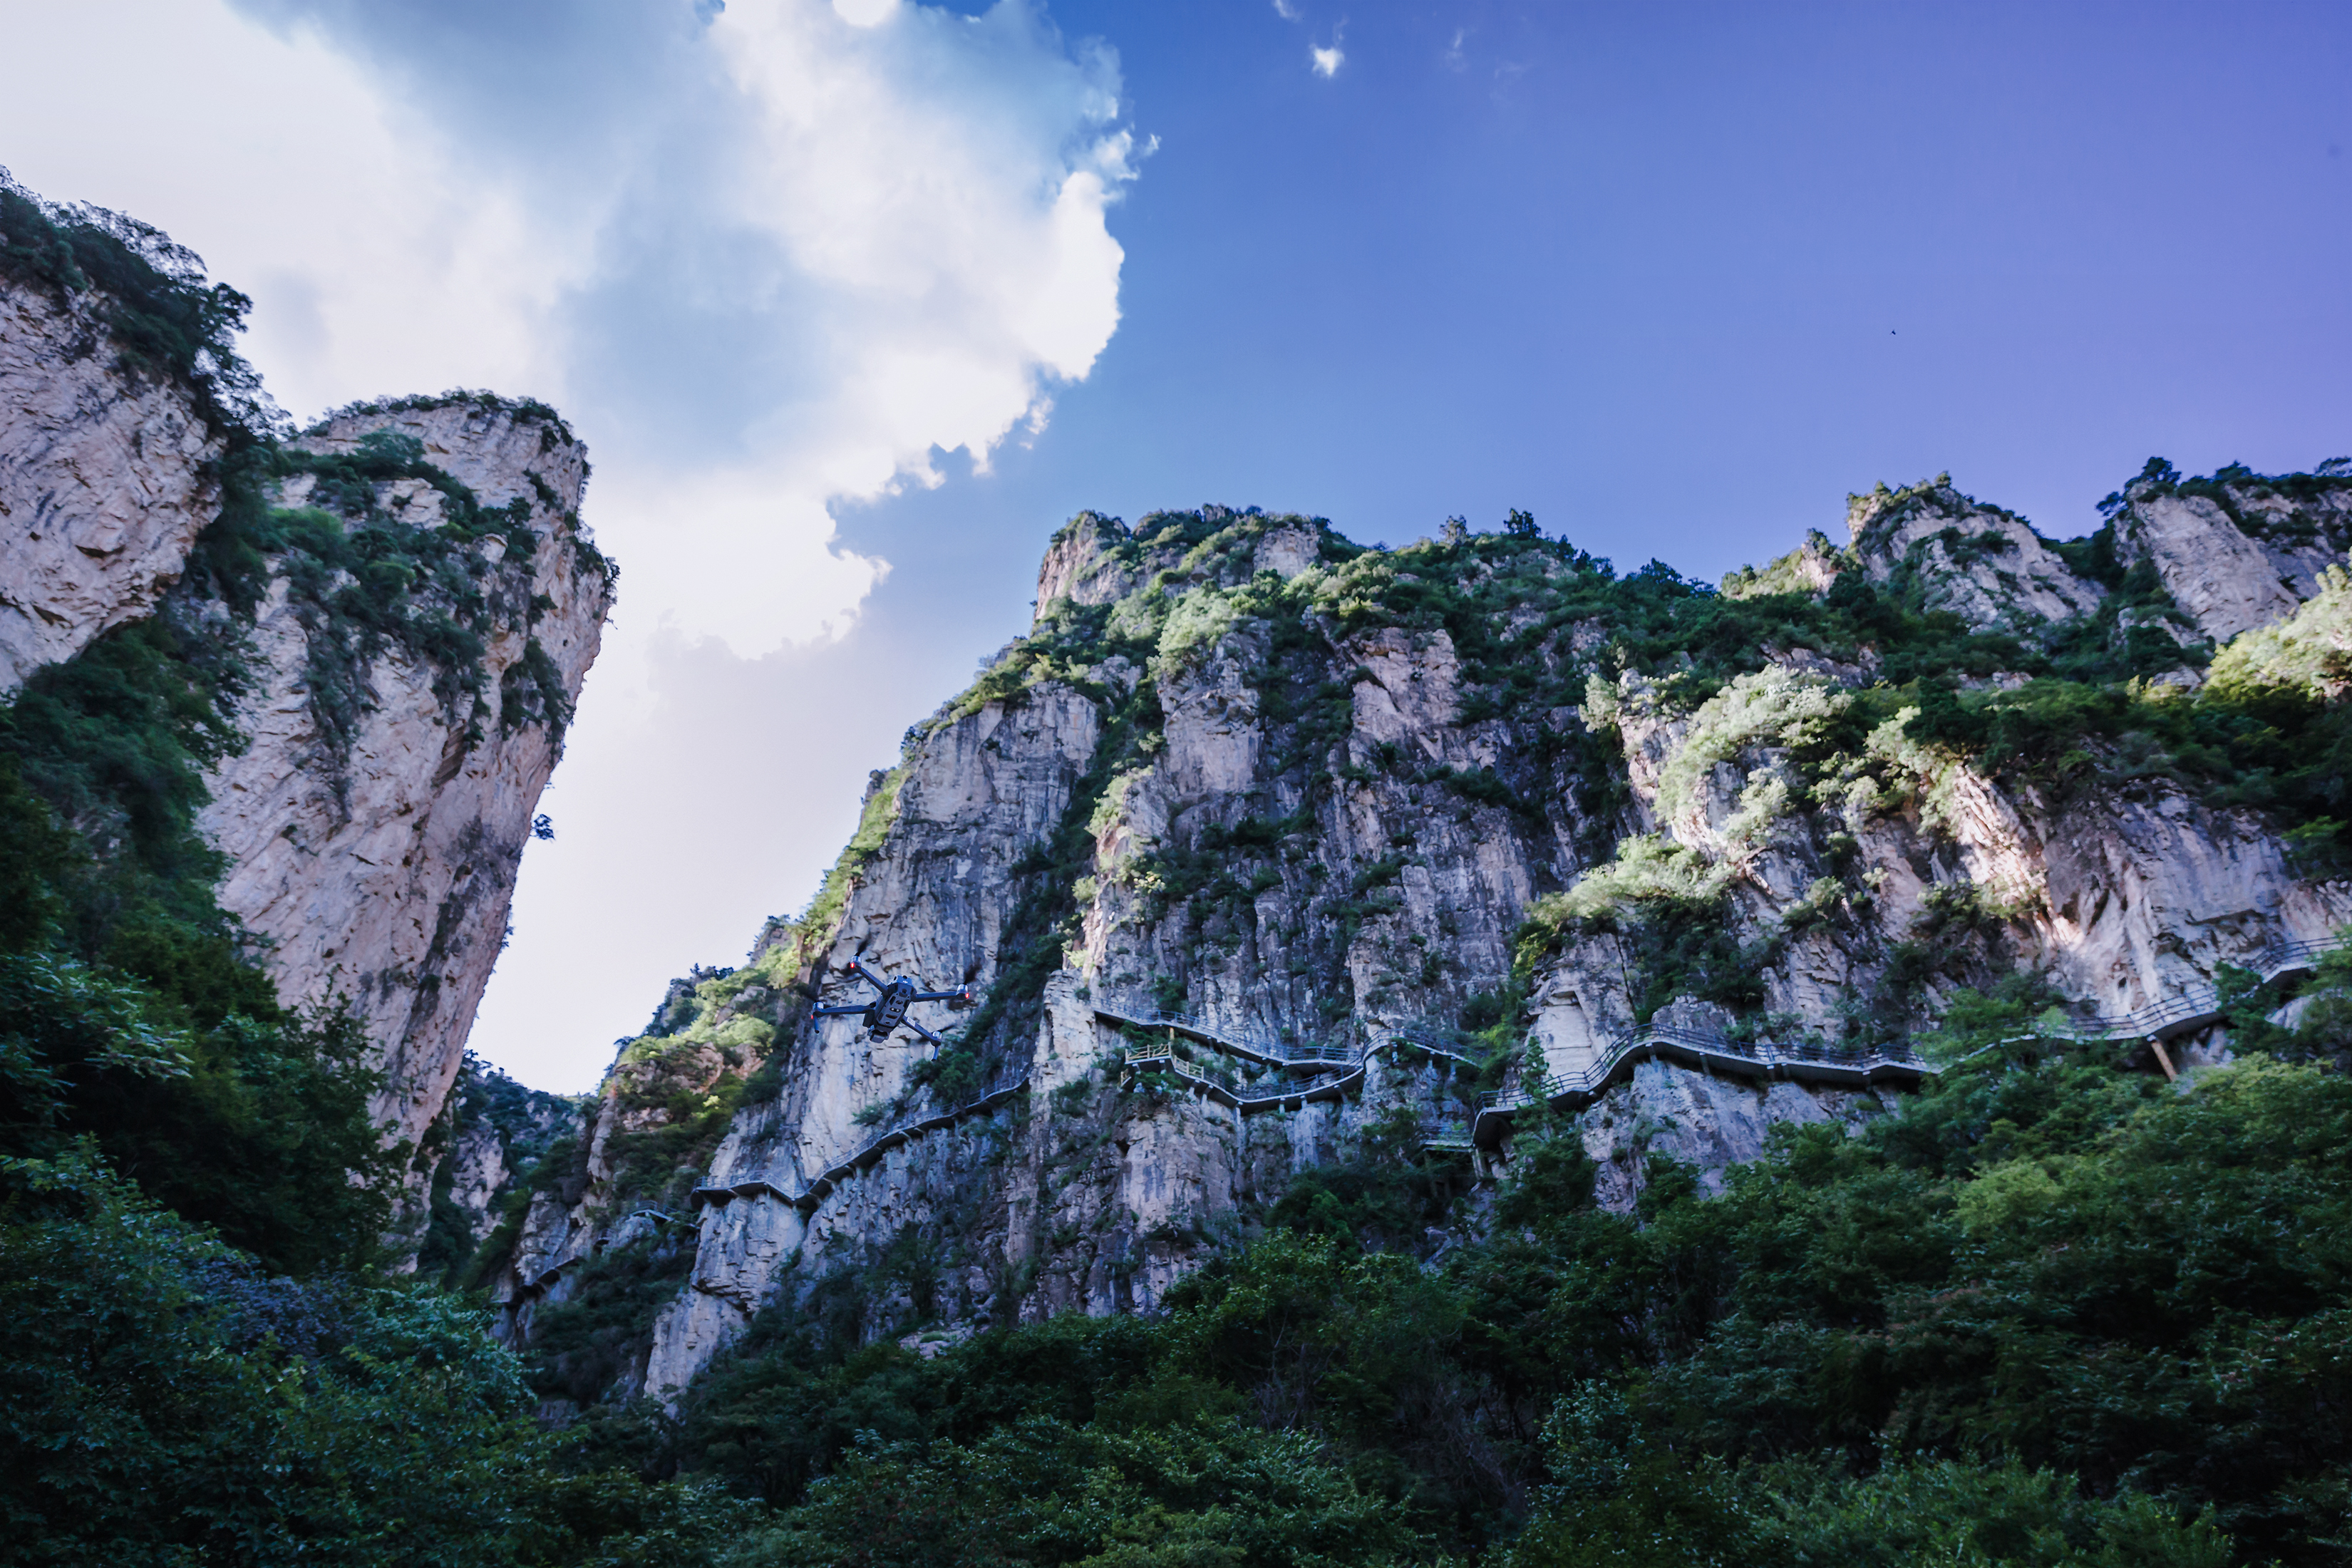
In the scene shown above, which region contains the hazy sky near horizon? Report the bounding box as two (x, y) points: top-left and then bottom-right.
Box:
(3, 0), (2348, 1090)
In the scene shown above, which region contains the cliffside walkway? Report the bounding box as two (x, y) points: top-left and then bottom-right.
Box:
(1100, 1006), (1492, 1135)
(1472, 935), (2342, 1145)
(1468, 1027), (1932, 1147)
(688, 937), (2339, 1215)
(1118, 1051), (1366, 1114)
(691, 1068), (1031, 1214)
(1093, 1006), (1358, 1071)
(1973, 937), (2338, 1076)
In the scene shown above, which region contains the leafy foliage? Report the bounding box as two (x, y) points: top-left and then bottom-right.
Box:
(0, 612), (398, 1272)
(0, 1146), (748, 1566)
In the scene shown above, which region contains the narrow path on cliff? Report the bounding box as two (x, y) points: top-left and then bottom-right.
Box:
(1472, 934), (2344, 1146)
(691, 1069), (1032, 1214)
(1960, 936), (2339, 1078)
(683, 935), (2340, 1222)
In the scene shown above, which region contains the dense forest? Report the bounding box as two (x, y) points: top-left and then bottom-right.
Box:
(6, 180), (2352, 1566)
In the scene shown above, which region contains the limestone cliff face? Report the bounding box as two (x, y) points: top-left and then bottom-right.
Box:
(2108, 461), (2352, 643)
(0, 280), (222, 690)
(2, 260), (611, 1211)
(197, 399), (611, 1161)
(1845, 480), (2107, 632)
(502, 472), (2352, 1404)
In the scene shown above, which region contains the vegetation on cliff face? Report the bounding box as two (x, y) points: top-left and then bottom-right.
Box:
(0, 599), (398, 1269)
(0, 180), (684, 1564)
(485, 994), (2346, 1567)
(8, 172), (2352, 1559)
(0, 177), (597, 1272)
(543, 474), (2352, 1245)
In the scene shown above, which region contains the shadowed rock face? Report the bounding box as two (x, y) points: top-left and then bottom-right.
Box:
(1, 271), (612, 1244)
(499, 469), (2352, 1404)
(0, 282), (222, 690)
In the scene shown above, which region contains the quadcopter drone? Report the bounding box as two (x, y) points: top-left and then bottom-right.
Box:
(813, 959), (977, 1043)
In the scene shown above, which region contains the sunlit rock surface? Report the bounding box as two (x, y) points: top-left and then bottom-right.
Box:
(488, 475), (2352, 1401)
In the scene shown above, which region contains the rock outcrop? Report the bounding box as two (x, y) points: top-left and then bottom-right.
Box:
(2109, 460), (2352, 643)
(1846, 478), (2106, 631)
(0, 281), (223, 689)
(489, 466), (2352, 1405)
(1, 265), (612, 1220)
(197, 398), (611, 1161)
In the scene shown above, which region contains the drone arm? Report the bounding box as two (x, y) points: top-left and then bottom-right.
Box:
(843, 959), (889, 990)
(910, 989), (968, 1004)
(811, 1004), (872, 1018)
(904, 1018), (944, 1046)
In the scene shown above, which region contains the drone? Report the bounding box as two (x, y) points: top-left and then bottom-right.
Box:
(813, 959), (977, 1043)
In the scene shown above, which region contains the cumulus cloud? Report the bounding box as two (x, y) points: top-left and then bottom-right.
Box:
(0, 4), (577, 411)
(610, 0), (1140, 652)
(669, 1), (1130, 630)
(1, 0), (1136, 661)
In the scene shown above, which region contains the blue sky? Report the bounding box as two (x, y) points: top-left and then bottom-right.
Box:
(5, 1), (2348, 1088)
(883, 0), (2352, 573)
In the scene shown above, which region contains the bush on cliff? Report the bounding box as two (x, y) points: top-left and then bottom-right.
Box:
(0, 621), (398, 1274)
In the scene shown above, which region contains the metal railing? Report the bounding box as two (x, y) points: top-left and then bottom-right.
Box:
(1415, 1120), (1477, 1151)
(1118, 1049), (1363, 1113)
(693, 935), (2341, 1205)
(1093, 1004), (1358, 1070)
(1466, 1025), (1931, 1145)
(2055, 939), (2334, 1042)
(693, 1068), (1031, 1213)
(1386, 1028), (1488, 1069)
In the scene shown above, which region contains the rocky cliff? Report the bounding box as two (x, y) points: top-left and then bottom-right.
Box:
(1, 224), (612, 1234)
(197, 397), (612, 1165)
(491, 463), (2352, 1408)
(0, 274), (223, 691)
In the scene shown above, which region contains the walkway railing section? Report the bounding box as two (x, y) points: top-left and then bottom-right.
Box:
(1119, 1050), (1364, 1113)
(693, 1068), (1030, 1212)
(1093, 1005), (1358, 1071)
(695, 936), (2341, 1205)
(1465, 1026), (1933, 1147)
(2040, 938), (2334, 1043)
(1386, 1029), (1488, 1070)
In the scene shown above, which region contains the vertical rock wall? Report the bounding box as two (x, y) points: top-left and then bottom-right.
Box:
(2, 264), (612, 1197)
(507, 470), (2352, 1405)
(198, 399), (612, 1160)
(0, 280), (223, 689)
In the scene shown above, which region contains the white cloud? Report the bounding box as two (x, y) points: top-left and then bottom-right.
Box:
(609, 0), (1140, 654)
(1272, 0), (1300, 19)
(0, 3), (579, 417)
(1311, 35), (1346, 77)
(0, 0), (1133, 661)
